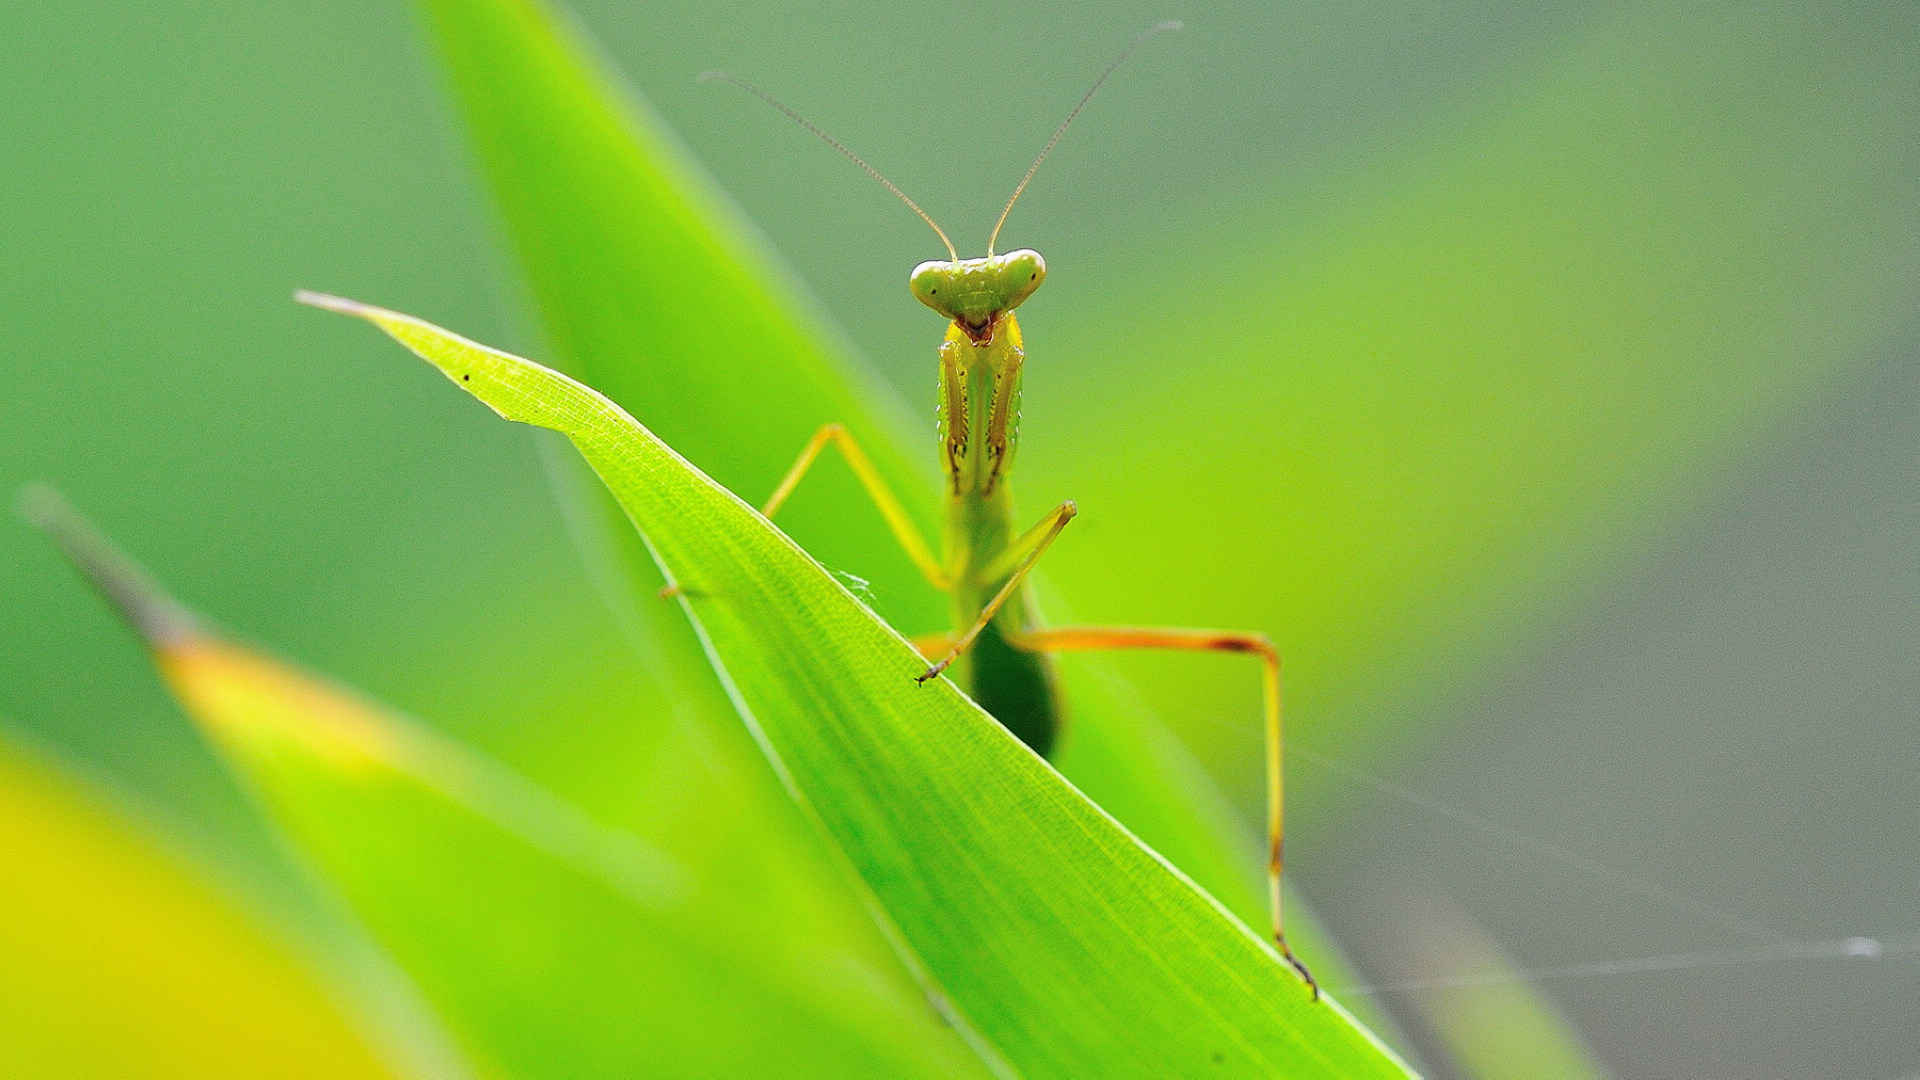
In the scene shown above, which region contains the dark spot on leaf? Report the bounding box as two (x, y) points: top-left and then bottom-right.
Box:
(1211, 1052), (1224, 1065)
(462, 374), (470, 381)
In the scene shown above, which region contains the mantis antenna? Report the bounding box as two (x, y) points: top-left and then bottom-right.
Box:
(985, 20), (1183, 256)
(699, 71), (959, 262)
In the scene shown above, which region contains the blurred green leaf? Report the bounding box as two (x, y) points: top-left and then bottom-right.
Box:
(164, 640), (970, 1078)
(28, 491), (980, 1080)
(0, 731), (403, 1079)
(417, 0), (917, 487)
(307, 292), (1409, 1075)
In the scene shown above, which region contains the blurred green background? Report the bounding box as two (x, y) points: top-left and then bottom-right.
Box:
(3, 0), (1914, 1076)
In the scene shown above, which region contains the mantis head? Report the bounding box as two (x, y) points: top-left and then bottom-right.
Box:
(909, 249), (1047, 343)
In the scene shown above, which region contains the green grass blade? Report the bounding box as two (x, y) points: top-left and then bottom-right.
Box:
(29, 491), (981, 1080)
(415, 0), (935, 647)
(304, 291), (1411, 1076)
(0, 732), (405, 1079)
(416, 0), (923, 502)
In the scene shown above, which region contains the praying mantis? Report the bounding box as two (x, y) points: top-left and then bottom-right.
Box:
(705, 21), (1320, 998)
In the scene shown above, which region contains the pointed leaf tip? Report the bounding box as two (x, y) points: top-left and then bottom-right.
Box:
(25, 487), (200, 646)
(293, 288), (367, 316)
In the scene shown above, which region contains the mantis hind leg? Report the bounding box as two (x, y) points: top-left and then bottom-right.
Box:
(1009, 625), (1318, 1000)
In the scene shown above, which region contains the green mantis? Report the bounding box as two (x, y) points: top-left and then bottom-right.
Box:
(707, 21), (1320, 998)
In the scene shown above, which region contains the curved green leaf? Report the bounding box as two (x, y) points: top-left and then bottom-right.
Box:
(304, 291), (1409, 1076)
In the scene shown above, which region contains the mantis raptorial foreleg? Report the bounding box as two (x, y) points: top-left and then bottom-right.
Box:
(914, 499), (1076, 682)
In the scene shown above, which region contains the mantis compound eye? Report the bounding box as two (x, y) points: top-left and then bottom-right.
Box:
(995, 249), (1047, 310)
(908, 260), (961, 320)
